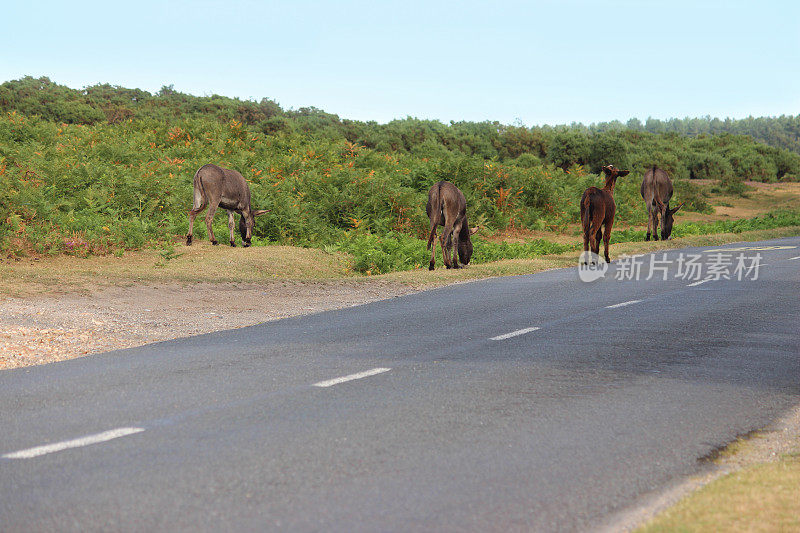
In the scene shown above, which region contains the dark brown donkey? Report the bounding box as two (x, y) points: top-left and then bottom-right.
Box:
(580, 164), (630, 264)
(426, 181), (478, 270)
(186, 164), (268, 247)
(641, 166), (683, 241)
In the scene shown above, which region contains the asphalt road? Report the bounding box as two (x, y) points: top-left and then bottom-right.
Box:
(2, 236), (799, 532)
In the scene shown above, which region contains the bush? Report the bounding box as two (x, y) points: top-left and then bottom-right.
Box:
(689, 152), (734, 181)
(673, 180), (713, 214)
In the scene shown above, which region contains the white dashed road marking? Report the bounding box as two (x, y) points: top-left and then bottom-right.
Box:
(490, 327), (541, 341)
(789, 256), (800, 261)
(605, 300), (641, 309)
(687, 278), (713, 287)
(3, 427), (145, 459)
(313, 368), (391, 388)
(704, 245), (797, 252)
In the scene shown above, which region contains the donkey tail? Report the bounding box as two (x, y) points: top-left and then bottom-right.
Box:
(582, 193), (594, 237)
(427, 182), (442, 250)
(191, 167), (208, 210)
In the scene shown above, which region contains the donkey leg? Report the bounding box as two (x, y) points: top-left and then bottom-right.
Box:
(588, 220), (602, 260)
(645, 209), (652, 241)
(187, 207), (202, 246)
(227, 211), (237, 247)
(581, 220), (590, 265)
(582, 239), (590, 264)
(186, 203), (207, 246)
(441, 221), (455, 268)
(429, 228), (437, 270)
(451, 221), (463, 268)
(603, 220), (613, 263)
(450, 235), (460, 268)
(440, 232), (451, 269)
(205, 203), (220, 245)
(653, 210), (660, 241)
(187, 185), (208, 245)
(594, 228), (603, 256)
(591, 227), (603, 265)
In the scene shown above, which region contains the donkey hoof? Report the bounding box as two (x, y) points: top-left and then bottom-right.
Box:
(243, 241), (251, 248)
(186, 235), (192, 246)
(428, 263), (435, 271)
(230, 241), (236, 247)
(645, 234), (651, 241)
(211, 240), (219, 246)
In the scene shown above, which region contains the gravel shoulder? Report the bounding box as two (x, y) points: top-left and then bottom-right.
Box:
(0, 280), (417, 370)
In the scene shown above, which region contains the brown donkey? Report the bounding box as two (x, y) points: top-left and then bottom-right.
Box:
(580, 164), (630, 264)
(426, 181), (478, 270)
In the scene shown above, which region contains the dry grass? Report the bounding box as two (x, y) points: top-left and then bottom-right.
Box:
(638, 454), (800, 532)
(0, 243), (355, 297)
(680, 181), (800, 223)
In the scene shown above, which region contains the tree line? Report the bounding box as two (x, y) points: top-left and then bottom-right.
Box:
(2, 76), (799, 183)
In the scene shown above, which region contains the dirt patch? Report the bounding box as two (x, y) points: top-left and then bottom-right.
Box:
(0, 280), (418, 370)
(678, 181), (800, 224)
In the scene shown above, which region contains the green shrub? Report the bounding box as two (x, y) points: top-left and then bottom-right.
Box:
(689, 152), (734, 181)
(673, 180), (713, 214)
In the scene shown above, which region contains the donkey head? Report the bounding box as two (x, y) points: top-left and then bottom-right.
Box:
(601, 165), (630, 190)
(659, 202), (683, 240)
(457, 225), (480, 265)
(238, 208), (269, 247)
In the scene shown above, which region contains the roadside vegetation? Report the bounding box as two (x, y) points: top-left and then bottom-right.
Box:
(638, 432), (800, 533)
(2, 76), (800, 274)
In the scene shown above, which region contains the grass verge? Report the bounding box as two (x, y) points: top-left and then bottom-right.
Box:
(637, 446), (800, 532)
(3, 225), (798, 298)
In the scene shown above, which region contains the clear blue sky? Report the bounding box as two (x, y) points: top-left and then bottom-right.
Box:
(3, 0), (798, 126)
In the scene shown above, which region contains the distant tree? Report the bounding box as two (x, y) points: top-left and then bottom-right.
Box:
(544, 130), (591, 170)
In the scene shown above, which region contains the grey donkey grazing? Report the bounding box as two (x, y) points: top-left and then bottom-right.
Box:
(640, 166), (683, 241)
(186, 164), (268, 247)
(426, 181), (478, 270)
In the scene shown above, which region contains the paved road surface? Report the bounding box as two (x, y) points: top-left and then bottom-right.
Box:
(2, 237), (799, 531)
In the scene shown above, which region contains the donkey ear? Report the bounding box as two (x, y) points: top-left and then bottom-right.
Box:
(252, 209), (270, 217)
(617, 170), (630, 177)
(469, 226), (479, 235)
(670, 203), (684, 214)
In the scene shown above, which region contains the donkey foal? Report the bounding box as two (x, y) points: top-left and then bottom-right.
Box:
(580, 164), (629, 264)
